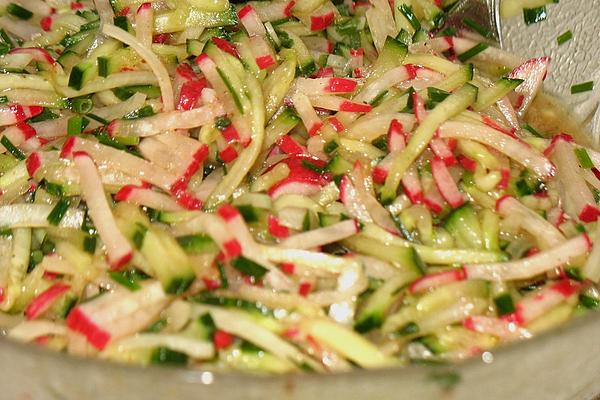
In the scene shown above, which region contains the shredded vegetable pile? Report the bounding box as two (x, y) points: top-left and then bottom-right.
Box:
(0, 0), (598, 372)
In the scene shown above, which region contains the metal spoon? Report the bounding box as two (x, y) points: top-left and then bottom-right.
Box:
(439, 0), (502, 47)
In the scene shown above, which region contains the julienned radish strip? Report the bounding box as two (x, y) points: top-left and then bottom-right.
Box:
(551, 138), (600, 222)
(66, 281), (168, 350)
(508, 57), (549, 116)
(464, 234), (591, 280)
(294, 77), (359, 96)
(292, 92), (322, 137)
(309, 95), (372, 113)
(108, 103), (225, 137)
(279, 219), (359, 249)
(380, 84), (478, 204)
(135, 3), (153, 49)
(114, 185), (185, 211)
(0, 104), (43, 127)
(463, 315), (532, 341)
(431, 157), (464, 208)
(61, 136), (177, 191)
(438, 121), (555, 180)
(25, 282), (71, 320)
(503, 280), (580, 326)
(205, 75), (265, 209)
(102, 24), (175, 111)
(73, 151), (133, 270)
(238, 4), (267, 37)
(495, 195), (565, 248)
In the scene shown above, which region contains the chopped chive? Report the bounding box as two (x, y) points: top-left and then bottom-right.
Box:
(457, 42), (488, 62)
(150, 347), (188, 366)
(494, 293), (515, 316)
(437, 26), (457, 37)
(7, 3), (33, 20)
(83, 234), (96, 254)
(523, 6), (547, 25)
(371, 136), (388, 152)
(45, 182), (64, 197)
(324, 140), (339, 154)
(571, 81), (594, 94)
(176, 234), (218, 253)
(216, 261), (228, 289)
(132, 222), (147, 250)
(29, 108), (58, 123)
(0, 29), (14, 48)
(0, 96), (8, 104)
(109, 270), (142, 291)
(235, 205), (260, 223)
(67, 115), (89, 135)
(557, 30), (572, 45)
(231, 256), (268, 279)
(398, 4), (421, 31)
(145, 318), (167, 333)
(462, 17), (490, 38)
(215, 116), (231, 130)
(113, 15), (130, 32)
(47, 198), (71, 226)
(574, 148), (594, 169)
(71, 97), (93, 114)
(522, 123), (544, 138)
(123, 105), (155, 120)
(97, 56), (109, 77)
(564, 267), (583, 282)
(301, 160), (325, 174)
(86, 113), (109, 125)
(0, 136), (25, 160)
(398, 321), (419, 336)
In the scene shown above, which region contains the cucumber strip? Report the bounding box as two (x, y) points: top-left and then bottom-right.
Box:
(380, 84), (478, 204)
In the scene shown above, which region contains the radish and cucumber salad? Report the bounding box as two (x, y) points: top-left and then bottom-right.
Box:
(0, 0), (597, 372)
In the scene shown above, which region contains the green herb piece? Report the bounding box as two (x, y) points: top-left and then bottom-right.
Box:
(522, 123), (544, 138)
(86, 113), (109, 125)
(109, 270), (142, 291)
(83, 234), (96, 254)
(71, 97), (93, 114)
(67, 115), (89, 135)
(0, 95), (8, 104)
(571, 81), (594, 94)
(398, 321), (419, 336)
(215, 116), (231, 130)
(523, 6), (547, 25)
(398, 4), (421, 31)
(123, 105), (155, 120)
(301, 160), (324, 174)
(462, 17), (490, 38)
(29, 108), (58, 123)
(150, 347), (188, 366)
(574, 148), (594, 169)
(7, 3), (33, 20)
(557, 30), (572, 45)
(45, 182), (64, 197)
(231, 256), (268, 279)
(457, 42), (488, 62)
(113, 15), (130, 32)
(47, 198), (71, 226)
(132, 222), (148, 250)
(493, 293), (515, 316)
(0, 136), (25, 160)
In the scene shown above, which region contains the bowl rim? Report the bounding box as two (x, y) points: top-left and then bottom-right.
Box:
(1, 308), (598, 385)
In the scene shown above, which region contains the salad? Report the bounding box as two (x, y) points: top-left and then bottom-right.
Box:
(0, 0), (597, 373)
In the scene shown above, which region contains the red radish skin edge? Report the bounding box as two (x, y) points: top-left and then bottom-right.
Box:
(217, 204), (240, 222)
(268, 215), (290, 238)
(409, 267), (467, 293)
(25, 283), (71, 320)
(66, 307), (112, 349)
(26, 152), (41, 176)
(310, 12), (335, 31)
(326, 78), (357, 93)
